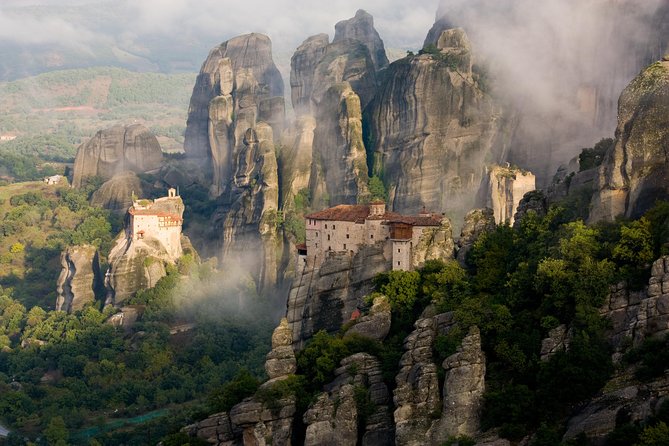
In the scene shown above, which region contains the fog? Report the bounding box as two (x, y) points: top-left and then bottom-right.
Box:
(432, 0), (668, 181)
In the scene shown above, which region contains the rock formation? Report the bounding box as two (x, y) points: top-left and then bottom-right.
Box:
(513, 190), (548, 228)
(590, 59), (669, 221)
(309, 82), (369, 208)
(265, 318), (297, 380)
(71, 124), (163, 188)
(411, 218), (455, 269)
(601, 256), (669, 357)
(429, 326), (486, 442)
(229, 394), (296, 446)
(212, 123), (280, 292)
(183, 33), (284, 167)
(456, 208), (496, 265)
(304, 353), (394, 445)
(90, 171), (147, 212)
(333, 9), (389, 73)
(290, 34), (329, 116)
(287, 244), (390, 348)
(487, 165), (536, 226)
(346, 294), (391, 342)
(366, 28), (505, 223)
(55, 245), (102, 313)
(105, 191), (186, 306)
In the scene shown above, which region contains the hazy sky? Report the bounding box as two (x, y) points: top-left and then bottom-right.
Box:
(0, 0), (439, 55)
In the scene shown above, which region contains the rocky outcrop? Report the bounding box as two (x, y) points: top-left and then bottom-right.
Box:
(367, 29), (505, 223)
(229, 394), (296, 446)
(429, 326), (485, 442)
(309, 82), (369, 208)
(540, 324), (571, 361)
(265, 318), (297, 380)
(279, 115), (315, 209)
(456, 208), (496, 265)
(90, 171), (147, 212)
(513, 190), (548, 228)
(411, 217), (455, 269)
(333, 9), (389, 73)
(55, 245), (102, 313)
(290, 34), (330, 116)
(287, 243), (391, 348)
(601, 256), (669, 359)
(393, 311), (454, 445)
(185, 411), (238, 445)
(487, 165), (536, 226)
(72, 124), (162, 188)
(184, 33), (284, 165)
(304, 353), (394, 446)
(590, 60), (669, 221)
(213, 123), (280, 293)
(563, 377), (669, 444)
(105, 235), (169, 306)
(346, 294), (391, 342)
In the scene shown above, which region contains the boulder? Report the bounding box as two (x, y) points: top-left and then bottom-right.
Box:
(513, 190), (548, 228)
(72, 124), (162, 188)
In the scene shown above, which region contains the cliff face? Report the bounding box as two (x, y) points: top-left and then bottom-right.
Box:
(281, 11), (384, 210)
(366, 29), (505, 222)
(590, 59), (669, 221)
(71, 124), (163, 188)
(183, 33), (285, 196)
(55, 245), (102, 313)
(90, 171), (147, 213)
(213, 123), (280, 292)
(309, 82), (369, 208)
(487, 165), (536, 226)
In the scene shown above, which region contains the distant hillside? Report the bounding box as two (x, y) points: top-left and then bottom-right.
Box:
(0, 67), (196, 158)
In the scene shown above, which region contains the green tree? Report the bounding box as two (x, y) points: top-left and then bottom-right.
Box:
(637, 422), (669, 446)
(45, 416), (68, 446)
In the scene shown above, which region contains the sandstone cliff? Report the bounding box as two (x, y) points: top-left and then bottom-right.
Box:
(590, 59), (669, 221)
(55, 245), (102, 313)
(334, 9), (389, 73)
(212, 123), (281, 293)
(90, 171), (148, 213)
(486, 165), (536, 226)
(72, 124), (163, 188)
(366, 29), (505, 223)
(183, 33), (285, 197)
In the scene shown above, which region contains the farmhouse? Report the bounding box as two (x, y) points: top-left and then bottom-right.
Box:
(303, 201), (443, 271)
(127, 188), (184, 259)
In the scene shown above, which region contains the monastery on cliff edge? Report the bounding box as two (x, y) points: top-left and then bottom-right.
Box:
(126, 188), (184, 259)
(297, 201), (444, 271)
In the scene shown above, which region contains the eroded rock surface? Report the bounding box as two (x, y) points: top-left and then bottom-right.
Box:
(90, 171), (147, 212)
(487, 165), (536, 226)
(304, 353), (394, 446)
(55, 245), (101, 313)
(590, 60), (669, 221)
(411, 217), (455, 269)
(346, 294), (392, 342)
(334, 9), (389, 73)
(72, 124), (162, 188)
(367, 29), (505, 222)
(456, 208), (496, 265)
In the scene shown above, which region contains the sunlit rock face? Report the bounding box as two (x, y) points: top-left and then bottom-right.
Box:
(428, 0), (669, 187)
(183, 33), (285, 196)
(590, 59), (669, 221)
(72, 124), (162, 188)
(55, 245), (102, 313)
(366, 29), (507, 224)
(487, 165), (536, 226)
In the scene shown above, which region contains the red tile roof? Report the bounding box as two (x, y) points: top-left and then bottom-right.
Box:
(305, 204), (442, 226)
(129, 208), (183, 221)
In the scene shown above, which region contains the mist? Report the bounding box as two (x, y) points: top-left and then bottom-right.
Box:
(433, 0), (668, 181)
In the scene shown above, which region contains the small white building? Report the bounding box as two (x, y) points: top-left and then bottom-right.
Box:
(128, 188), (184, 259)
(303, 201), (443, 271)
(43, 175), (63, 185)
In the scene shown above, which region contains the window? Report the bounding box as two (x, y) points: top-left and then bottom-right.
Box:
(316, 232), (319, 237)
(343, 244), (347, 249)
(329, 246), (332, 250)
(315, 243), (318, 247)
(327, 234), (330, 241)
(397, 261), (400, 266)
(398, 248), (401, 253)
(333, 225), (336, 229)
(325, 224), (328, 229)
(370, 234), (374, 239)
(346, 234), (349, 239)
